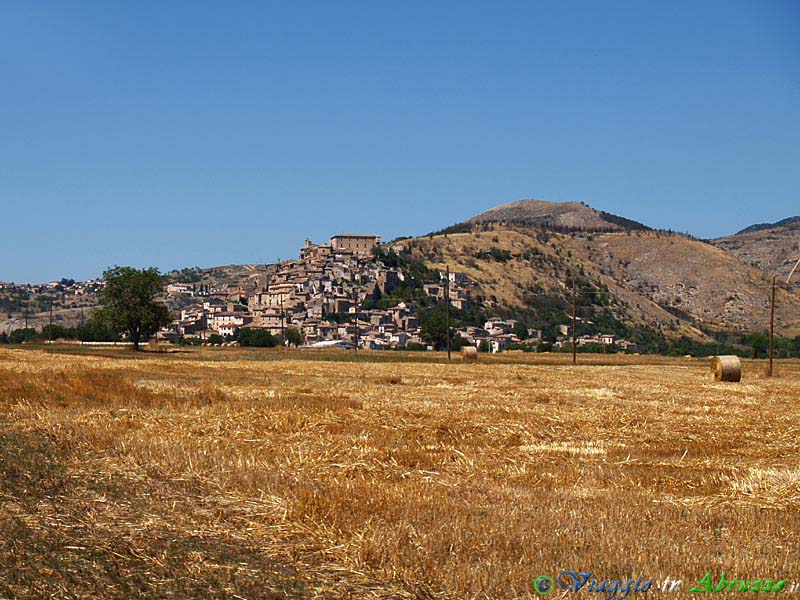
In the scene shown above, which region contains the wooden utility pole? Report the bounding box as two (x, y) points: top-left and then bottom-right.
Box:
(49, 299), (53, 341)
(279, 295), (285, 343)
(445, 265), (451, 360)
(572, 279), (577, 365)
(353, 288), (359, 352)
(768, 275), (776, 377)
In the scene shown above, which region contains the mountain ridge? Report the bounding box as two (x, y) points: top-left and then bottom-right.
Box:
(443, 199), (651, 233)
(737, 216), (800, 235)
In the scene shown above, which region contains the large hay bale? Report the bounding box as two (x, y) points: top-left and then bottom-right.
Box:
(711, 355), (741, 382)
(461, 346), (478, 361)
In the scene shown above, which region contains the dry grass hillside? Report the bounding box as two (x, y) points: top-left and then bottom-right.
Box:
(403, 226), (800, 339)
(0, 306), (88, 336)
(1, 346), (799, 598)
(713, 221), (800, 290)
(562, 231), (800, 337)
(464, 199), (630, 231)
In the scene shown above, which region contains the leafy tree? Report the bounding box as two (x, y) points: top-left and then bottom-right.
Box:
(93, 266), (172, 350)
(489, 246), (512, 262)
(9, 328), (38, 344)
(283, 327), (303, 347)
(512, 321), (529, 340)
(773, 336), (792, 358)
(372, 247), (400, 269)
(744, 331), (769, 359)
(236, 328), (277, 347)
(83, 311), (121, 342)
(0, 332), (8, 344)
(404, 342), (427, 352)
(478, 339), (490, 352)
(207, 333), (225, 345)
(41, 324), (68, 341)
(420, 304), (461, 351)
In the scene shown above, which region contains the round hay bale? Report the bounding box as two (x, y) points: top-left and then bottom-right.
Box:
(711, 355), (741, 382)
(461, 346), (478, 361)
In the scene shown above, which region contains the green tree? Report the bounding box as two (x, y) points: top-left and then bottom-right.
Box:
(744, 331), (769, 359)
(420, 305), (460, 351)
(41, 324), (68, 341)
(773, 336), (792, 359)
(236, 328), (277, 347)
(9, 328), (38, 344)
(93, 266), (172, 350)
(404, 342), (427, 352)
(512, 321), (529, 340)
(84, 311), (121, 342)
(283, 327), (303, 347)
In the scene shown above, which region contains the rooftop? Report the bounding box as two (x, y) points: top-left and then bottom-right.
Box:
(331, 233), (380, 239)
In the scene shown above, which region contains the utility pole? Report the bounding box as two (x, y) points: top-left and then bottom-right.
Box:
(768, 275), (776, 377)
(353, 287), (359, 352)
(279, 295), (285, 343)
(80, 307), (85, 342)
(49, 299), (53, 342)
(445, 265), (451, 360)
(572, 278), (577, 365)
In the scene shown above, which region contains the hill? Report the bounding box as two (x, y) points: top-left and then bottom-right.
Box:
(402, 202), (800, 344)
(436, 199), (650, 234)
(713, 220), (800, 287)
(736, 216), (800, 235)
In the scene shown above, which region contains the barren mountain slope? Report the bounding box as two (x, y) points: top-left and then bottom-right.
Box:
(402, 226), (800, 339)
(713, 221), (800, 289)
(563, 231), (800, 336)
(401, 228), (705, 340)
(464, 199), (648, 231)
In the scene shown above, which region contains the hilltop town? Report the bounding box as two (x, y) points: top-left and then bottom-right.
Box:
(161, 233), (584, 352)
(166, 233), (426, 349)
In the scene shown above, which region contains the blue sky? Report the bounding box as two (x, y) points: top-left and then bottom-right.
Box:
(2, 1), (798, 282)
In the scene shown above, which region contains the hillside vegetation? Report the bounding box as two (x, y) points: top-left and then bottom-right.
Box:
(400, 224), (800, 344)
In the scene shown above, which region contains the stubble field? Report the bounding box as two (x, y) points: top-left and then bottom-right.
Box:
(0, 346), (798, 598)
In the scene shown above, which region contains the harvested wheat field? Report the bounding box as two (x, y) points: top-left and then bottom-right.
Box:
(1, 346), (799, 598)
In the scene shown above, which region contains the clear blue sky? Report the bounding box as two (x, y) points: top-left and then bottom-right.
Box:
(2, 1), (798, 282)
